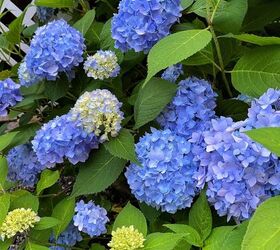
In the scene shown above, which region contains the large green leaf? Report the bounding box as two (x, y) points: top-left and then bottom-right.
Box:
(203, 226), (235, 250)
(44, 78), (69, 101)
(0, 132), (19, 151)
(145, 29), (212, 84)
(26, 241), (49, 250)
(0, 194), (10, 226)
(183, 43), (213, 66)
(134, 78), (177, 129)
(242, 196), (280, 250)
(0, 238), (13, 250)
(10, 190), (39, 212)
(5, 10), (26, 44)
(35, 0), (75, 8)
(245, 127), (280, 157)
(189, 0), (248, 34)
(104, 129), (138, 163)
(36, 170), (60, 195)
(73, 9), (96, 36)
(226, 34), (280, 46)
(181, 0), (194, 10)
(189, 191), (212, 241)
(144, 233), (187, 250)
(164, 224), (203, 247)
(71, 147), (126, 197)
(52, 198), (75, 238)
(0, 156), (8, 190)
(34, 217), (60, 231)
(231, 46), (280, 97)
(113, 203), (147, 236)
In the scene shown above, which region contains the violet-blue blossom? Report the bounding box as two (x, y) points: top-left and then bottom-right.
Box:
(157, 77), (217, 138)
(32, 114), (99, 168)
(73, 200), (109, 237)
(125, 128), (201, 213)
(161, 64), (183, 83)
(0, 78), (22, 116)
(26, 19), (85, 81)
(36, 7), (55, 23)
(7, 144), (46, 187)
(18, 61), (42, 87)
(112, 0), (182, 53)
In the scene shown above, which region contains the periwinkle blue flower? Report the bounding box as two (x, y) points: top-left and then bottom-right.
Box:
(84, 50), (120, 80)
(73, 200), (109, 237)
(125, 128), (201, 213)
(0, 78), (22, 116)
(32, 114), (99, 168)
(49, 222), (82, 250)
(112, 0), (182, 53)
(200, 117), (280, 221)
(26, 19), (85, 81)
(157, 77), (217, 139)
(161, 64), (183, 83)
(7, 144), (46, 187)
(247, 88), (280, 128)
(18, 61), (42, 87)
(235, 94), (253, 105)
(36, 7), (55, 23)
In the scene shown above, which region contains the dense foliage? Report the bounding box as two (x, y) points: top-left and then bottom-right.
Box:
(1, 0), (280, 249)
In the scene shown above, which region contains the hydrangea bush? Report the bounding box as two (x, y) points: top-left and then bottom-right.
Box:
(0, 0), (280, 249)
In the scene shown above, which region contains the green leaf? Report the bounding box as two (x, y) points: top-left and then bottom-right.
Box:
(0, 194), (10, 226)
(73, 9), (96, 36)
(226, 33), (280, 46)
(242, 0), (280, 32)
(145, 29), (212, 84)
(23, 24), (38, 38)
(190, 0), (248, 34)
(90, 243), (106, 250)
(34, 217), (60, 231)
(0, 238), (13, 250)
(36, 170), (60, 195)
(181, 0), (194, 10)
(52, 198), (75, 238)
(0, 132), (19, 151)
(242, 196), (280, 250)
(0, 156), (8, 189)
(144, 233), (187, 250)
(217, 99), (249, 121)
(44, 78), (69, 101)
(245, 127), (280, 157)
(134, 78), (177, 129)
(26, 241), (49, 250)
(231, 46), (280, 97)
(189, 191), (212, 241)
(35, 0), (75, 8)
(183, 43), (213, 66)
(71, 147), (126, 197)
(113, 202), (147, 236)
(139, 203), (161, 224)
(163, 224), (203, 247)
(5, 10), (26, 44)
(10, 190), (39, 212)
(104, 129), (138, 163)
(203, 226), (235, 250)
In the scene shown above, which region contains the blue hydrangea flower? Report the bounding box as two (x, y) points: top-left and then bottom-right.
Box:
(7, 144), (46, 187)
(18, 61), (42, 87)
(161, 64), (183, 83)
(235, 94), (253, 105)
(199, 117), (280, 221)
(70, 89), (124, 142)
(0, 78), (22, 116)
(125, 128), (201, 213)
(26, 19), (85, 81)
(73, 200), (109, 237)
(36, 7), (55, 23)
(84, 50), (120, 80)
(32, 114), (99, 168)
(49, 222), (82, 250)
(112, 0), (182, 53)
(157, 77), (217, 139)
(247, 88), (280, 128)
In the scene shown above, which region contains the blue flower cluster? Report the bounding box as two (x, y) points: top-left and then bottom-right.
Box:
(18, 61), (42, 87)
(73, 200), (109, 237)
(112, 0), (182, 53)
(32, 114), (99, 168)
(84, 50), (120, 80)
(161, 64), (183, 83)
(7, 144), (46, 187)
(196, 116), (280, 221)
(125, 129), (201, 213)
(157, 77), (217, 138)
(49, 222), (82, 250)
(0, 78), (22, 116)
(36, 7), (55, 23)
(26, 19), (85, 81)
